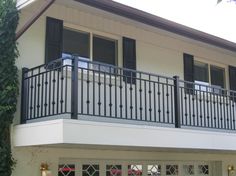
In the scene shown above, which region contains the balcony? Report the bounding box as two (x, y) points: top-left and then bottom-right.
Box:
(20, 57), (236, 131)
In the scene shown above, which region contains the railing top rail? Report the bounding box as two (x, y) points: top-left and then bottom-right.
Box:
(74, 56), (175, 81)
(23, 56), (236, 95)
(26, 64), (46, 72)
(24, 56), (175, 81)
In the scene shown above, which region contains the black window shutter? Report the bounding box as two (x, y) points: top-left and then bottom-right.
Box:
(229, 66), (236, 100)
(183, 53), (194, 93)
(45, 17), (63, 64)
(123, 37), (136, 84)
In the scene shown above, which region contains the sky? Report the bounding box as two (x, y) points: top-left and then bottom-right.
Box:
(113, 0), (236, 43)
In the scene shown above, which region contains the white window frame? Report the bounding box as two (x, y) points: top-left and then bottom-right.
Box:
(63, 22), (121, 67)
(193, 59), (227, 91)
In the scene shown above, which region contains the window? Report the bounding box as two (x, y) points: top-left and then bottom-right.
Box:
(45, 17), (121, 69)
(58, 164), (75, 176)
(58, 161), (212, 176)
(93, 35), (117, 65)
(210, 65), (225, 90)
(128, 165), (142, 176)
(166, 165), (178, 175)
(62, 28), (117, 68)
(63, 28), (90, 59)
(82, 164), (99, 176)
(194, 61), (225, 92)
(194, 61), (209, 84)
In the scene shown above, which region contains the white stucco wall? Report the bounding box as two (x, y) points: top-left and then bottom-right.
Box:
(16, 0), (236, 77)
(11, 146), (235, 176)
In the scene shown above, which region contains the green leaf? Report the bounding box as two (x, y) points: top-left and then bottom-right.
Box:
(0, 0), (19, 175)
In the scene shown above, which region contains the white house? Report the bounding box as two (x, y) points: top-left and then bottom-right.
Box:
(13, 0), (236, 175)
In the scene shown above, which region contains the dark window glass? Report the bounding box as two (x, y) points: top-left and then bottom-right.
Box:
(82, 164), (99, 176)
(210, 65), (225, 88)
(63, 28), (90, 58)
(93, 35), (117, 65)
(194, 61), (209, 83)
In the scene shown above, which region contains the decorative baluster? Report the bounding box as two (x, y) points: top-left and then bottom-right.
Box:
(134, 72), (137, 120)
(115, 67), (117, 118)
(153, 81), (157, 122)
(149, 75), (152, 121)
(98, 65), (101, 116)
(139, 73), (143, 120)
(104, 69), (107, 116)
(86, 65), (90, 114)
(157, 77), (161, 122)
(52, 69), (56, 115)
(109, 67), (113, 117)
(44, 71), (48, 116)
(60, 66), (64, 113)
(166, 78), (169, 123)
(130, 72), (133, 119)
(37, 67), (41, 117)
(119, 68), (123, 118)
(56, 67), (60, 114)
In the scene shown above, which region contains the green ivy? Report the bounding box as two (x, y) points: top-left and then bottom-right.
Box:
(0, 0), (19, 175)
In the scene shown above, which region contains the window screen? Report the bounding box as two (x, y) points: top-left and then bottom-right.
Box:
(93, 35), (117, 65)
(63, 28), (90, 58)
(194, 61), (209, 83)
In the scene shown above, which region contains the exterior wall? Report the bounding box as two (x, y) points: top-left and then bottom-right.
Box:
(12, 146), (235, 176)
(16, 0), (236, 77)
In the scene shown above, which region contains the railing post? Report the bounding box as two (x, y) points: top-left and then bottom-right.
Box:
(173, 76), (181, 128)
(20, 67), (29, 124)
(71, 56), (78, 119)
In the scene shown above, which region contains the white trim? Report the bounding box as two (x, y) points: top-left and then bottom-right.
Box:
(13, 119), (236, 151)
(194, 58), (228, 89)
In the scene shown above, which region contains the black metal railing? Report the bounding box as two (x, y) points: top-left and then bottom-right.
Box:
(179, 80), (236, 130)
(20, 57), (236, 131)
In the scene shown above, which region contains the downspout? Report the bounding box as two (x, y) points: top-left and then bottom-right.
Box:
(16, 0), (55, 40)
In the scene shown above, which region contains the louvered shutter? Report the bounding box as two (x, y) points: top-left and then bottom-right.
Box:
(45, 17), (63, 64)
(183, 53), (194, 94)
(229, 66), (236, 101)
(123, 37), (136, 84)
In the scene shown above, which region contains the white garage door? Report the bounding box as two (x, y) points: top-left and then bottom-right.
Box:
(58, 160), (213, 176)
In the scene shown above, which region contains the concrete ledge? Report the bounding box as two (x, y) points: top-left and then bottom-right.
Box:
(13, 119), (236, 151)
